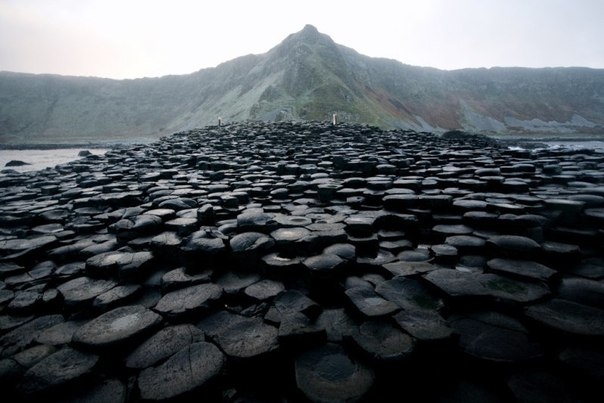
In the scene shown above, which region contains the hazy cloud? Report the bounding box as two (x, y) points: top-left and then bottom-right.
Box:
(1, 0), (602, 79)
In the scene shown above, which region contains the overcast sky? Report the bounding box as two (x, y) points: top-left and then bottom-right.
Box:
(1, 0), (603, 79)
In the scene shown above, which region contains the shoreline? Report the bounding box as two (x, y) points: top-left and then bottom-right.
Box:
(0, 143), (121, 150)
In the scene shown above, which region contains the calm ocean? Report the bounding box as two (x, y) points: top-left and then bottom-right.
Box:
(0, 148), (110, 173)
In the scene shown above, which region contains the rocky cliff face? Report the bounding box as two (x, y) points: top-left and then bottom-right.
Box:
(1, 24), (603, 143)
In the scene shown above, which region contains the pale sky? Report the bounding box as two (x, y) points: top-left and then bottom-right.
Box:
(1, 0), (603, 79)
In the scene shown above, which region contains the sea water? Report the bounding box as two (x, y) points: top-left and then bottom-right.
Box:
(0, 148), (110, 173)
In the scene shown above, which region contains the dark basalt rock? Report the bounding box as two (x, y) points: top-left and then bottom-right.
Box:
(558, 346), (604, 381)
(230, 231), (275, 268)
(272, 289), (322, 320)
(125, 324), (205, 369)
(557, 277), (604, 309)
(303, 253), (345, 274)
(424, 268), (550, 304)
(161, 267), (212, 292)
(180, 229), (227, 268)
(0, 315), (64, 358)
(17, 347), (98, 396)
(86, 250), (154, 278)
(57, 378), (127, 403)
(507, 370), (582, 403)
(377, 276), (440, 309)
(199, 310), (279, 359)
(5, 160), (31, 167)
(237, 211), (276, 232)
(35, 321), (82, 346)
(72, 305), (162, 349)
(57, 276), (117, 307)
(323, 243), (356, 260)
(392, 308), (453, 342)
(243, 279), (284, 301)
(344, 286), (400, 318)
(525, 298), (604, 336)
(2, 121), (604, 402)
(351, 319), (414, 362)
(444, 234), (487, 252)
(295, 343), (375, 403)
(449, 312), (543, 363)
(486, 258), (557, 282)
(486, 235), (541, 258)
(154, 283), (222, 319)
(215, 271), (261, 295)
(93, 284), (142, 311)
(12, 344), (57, 368)
(315, 308), (357, 342)
(137, 342), (225, 401)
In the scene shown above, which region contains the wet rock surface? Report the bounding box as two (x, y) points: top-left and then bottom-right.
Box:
(1, 121), (603, 402)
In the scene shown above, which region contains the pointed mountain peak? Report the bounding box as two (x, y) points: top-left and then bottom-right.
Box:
(270, 24), (337, 57)
(283, 24), (335, 46)
(300, 24), (319, 36)
(296, 24), (331, 43)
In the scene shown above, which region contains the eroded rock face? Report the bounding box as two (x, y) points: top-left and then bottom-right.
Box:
(1, 121), (603, 402)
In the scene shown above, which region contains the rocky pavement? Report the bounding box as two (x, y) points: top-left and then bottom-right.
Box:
(1, 121), (603, 402)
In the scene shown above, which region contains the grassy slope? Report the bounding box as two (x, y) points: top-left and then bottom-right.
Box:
(1, 26), (603, 144)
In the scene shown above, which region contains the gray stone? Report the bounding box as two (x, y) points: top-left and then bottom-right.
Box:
(126, 324), (205, 369)
(93, 284), (142, 311)
(18, 347), (98, 395)
(507, 371), (580, 403)
(85, 251), (154, 278)
(57, 276), (117, 307)
(351, 319), (414, 362)
(525, 298), (604, 336)
(486, 235), (541, 257)
(73, 305), (162, 349)
(230, 231), (275, 253)
(393, 309), (453, 341)
(0, 315), (64, 357)
(445, 235), (486, 252)
(35, 321), (82, 346)
(315, 308), (357, 342)
(558, 277), (604, 309)
(424, 269), (550, 303)
(382, 261), (439, 277)
(449, 312), (543, 363)
(272, 289), (322, 320)
(161, 267), (212, 292)
(376, 276), (443, 312)
(199, 310), (279, 359)
(154, 283), (222, 319)
(295, 343), (374, 403)
(271, 227), (311, 244)
(486, 258), (556, 282)
(303, 253), (345, 274)
(558, 347), (604, 380)
(14, 344), (57, 368)
(345, 286), (400, 317)
(215, 271), (261, 295)
(57, 378), (127, 403)
(137, 342), (225, 401)
(244, 279), (285, 301)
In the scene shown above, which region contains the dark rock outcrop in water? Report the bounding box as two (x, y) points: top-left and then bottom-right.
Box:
(5, 160), (30, 167)
(1, 121), (604, 402)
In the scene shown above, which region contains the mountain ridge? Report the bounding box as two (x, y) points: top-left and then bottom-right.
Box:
(1, 24), (603, 144)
